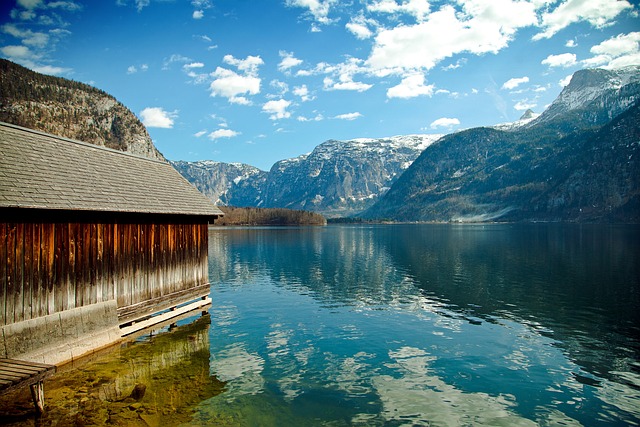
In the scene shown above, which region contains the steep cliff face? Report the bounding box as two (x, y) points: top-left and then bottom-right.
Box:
(361, 67), (640, 222)
(263, 135), (442, 216)
(171, 161), (267, 207)
(0, 59), (164, 161)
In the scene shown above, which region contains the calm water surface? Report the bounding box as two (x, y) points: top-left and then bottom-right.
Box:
(200, 224), (640, 426)
(2, 224), (638, 426)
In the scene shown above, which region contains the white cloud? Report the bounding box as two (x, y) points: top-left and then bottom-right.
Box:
(367, 0), (431, 22)
(193, 10), (204, 19)
(208, 128), (240, 140)
(127, 65), (137, 74)
(184, 62), (205, 69)
(386, 73), (434, 99)
(48, 2), (82, 12)
(270, 79), (289, 96)
(324, 77), (373, 92)
(583, 32), (640, 69)
(366, 2), (537, 75)
(297, 113), (324, 122)
(541, 53), (577, 68)
(209, 61), (261, 104)
(278, 51), (303, 72)
(285, 0), (336, 25)
(262, 99), (292, 120)
(135, 0), (150, 12)
(163, 54), (191, 70)
(514, 100), (537, 111)
(223, 54), (263, 75)
(17, 0), (43, 10)
(0, 44), (31, 58)
(566, 39), (577, 48)
(194, 130), (207, 138)
(293, 85), (314, 102)
(334, 112), (362, 120)
(346, 14), (375, 39)
(559, 74), (573, 87)
(140, 107), (177, 128)
(31, 64), (70, 75)
(321, 57), (372, 92)
(2, 23), (48, 47)
(534, 0), (633, 40)
(501, 76), (529, 90)
(430, 117), (460, 129)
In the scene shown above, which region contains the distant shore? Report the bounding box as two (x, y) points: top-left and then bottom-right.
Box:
(213, 206), (327, 226)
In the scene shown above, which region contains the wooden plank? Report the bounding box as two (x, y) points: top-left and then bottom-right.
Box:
(0, 364), (46, 375)
(132, 223), (140, 305)
(120, 296), (211, 336)
(1, 359), (55, 370)
(44, 223), (55, 316)
(75, 222), (84, 308)
(54, 222), (65, 313)
(97, 222), (105, 303)
(5, 224), (16, 325)
(0, 222), (7, 326)
(83, 222), (93, 306)
(0, 358), (56, 398)
(58, 222), (69, 312)
(125, 223), (133, 307)
(22, 224), (33, 321)
(14, 223), (24, 323)
(68, 223), (77, 310)
(105, 223), (114, 301)
(32, 223), (43, 318)
(116, 282), (211, 323)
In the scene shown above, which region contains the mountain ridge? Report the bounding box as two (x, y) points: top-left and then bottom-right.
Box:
(0, 59), (164, 161)
(360, 66), (640, 222)
(173, 133), (443, 217)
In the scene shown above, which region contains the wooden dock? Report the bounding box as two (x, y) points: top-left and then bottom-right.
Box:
(0, 358), (56, 414)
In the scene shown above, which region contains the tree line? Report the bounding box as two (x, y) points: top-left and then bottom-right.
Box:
(214, 207), (326, 226)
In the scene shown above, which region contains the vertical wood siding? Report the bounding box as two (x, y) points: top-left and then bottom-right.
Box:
(0, 219), (209, 326)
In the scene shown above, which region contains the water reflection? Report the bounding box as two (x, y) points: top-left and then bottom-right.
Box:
(207, 224), (640, 426)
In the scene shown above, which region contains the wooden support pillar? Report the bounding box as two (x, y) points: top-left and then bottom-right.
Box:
(30, 381), (45, 414)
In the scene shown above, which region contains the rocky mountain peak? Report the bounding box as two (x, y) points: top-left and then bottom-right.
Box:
(534, 66), (640, 125)
(0, 59), (164, 161)
(519, 109), (537, 121)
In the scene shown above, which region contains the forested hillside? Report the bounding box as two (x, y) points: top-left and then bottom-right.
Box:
(0, 59), (163, 160)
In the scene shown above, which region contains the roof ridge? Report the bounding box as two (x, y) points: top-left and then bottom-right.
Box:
(0, 121), (166, 165)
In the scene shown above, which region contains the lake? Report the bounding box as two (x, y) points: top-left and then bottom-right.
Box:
(1, 223), (638, 426)
(201, 224), (640, 426)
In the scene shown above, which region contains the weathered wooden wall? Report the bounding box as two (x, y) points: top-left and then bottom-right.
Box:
(0, 217), (209, 327)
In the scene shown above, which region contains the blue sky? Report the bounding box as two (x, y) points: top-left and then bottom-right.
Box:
(1, 0), (639, 170)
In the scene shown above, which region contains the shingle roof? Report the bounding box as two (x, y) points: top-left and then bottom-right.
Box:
(0, 122), (223, 218)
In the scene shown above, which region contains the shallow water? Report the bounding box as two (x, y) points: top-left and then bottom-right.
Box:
(1, 223), (638, 426)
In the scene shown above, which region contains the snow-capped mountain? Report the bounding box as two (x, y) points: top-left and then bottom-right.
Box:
(531, 65), (640, 126)
(361, 67), (640, 223)
(171, 160), (267, 207)
(491, 109), (541, 131)
(263, 134), (443, 216)
(173, 134), (442, 217)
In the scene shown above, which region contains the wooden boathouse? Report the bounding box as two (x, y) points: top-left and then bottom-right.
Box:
(0, 121), (223, 366)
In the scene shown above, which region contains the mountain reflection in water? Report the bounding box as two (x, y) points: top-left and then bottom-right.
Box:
(2, 224), (637, 426)
(206, 224), (639, 426)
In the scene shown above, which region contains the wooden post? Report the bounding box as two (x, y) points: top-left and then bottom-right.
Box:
(30, 381), (45, 414)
